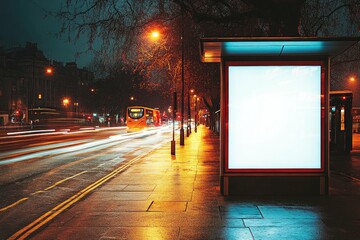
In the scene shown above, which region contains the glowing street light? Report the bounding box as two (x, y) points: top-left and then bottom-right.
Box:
(151, 30), (160, 39)
(45, 67), (53, 75)
(63, 98), (70, 107)
(148, 28), (177, 153)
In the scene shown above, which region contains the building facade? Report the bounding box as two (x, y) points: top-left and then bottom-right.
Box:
(0, 42), (94, 124)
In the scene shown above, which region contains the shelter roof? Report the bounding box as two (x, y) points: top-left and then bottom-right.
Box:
(200, 37), (360, 62)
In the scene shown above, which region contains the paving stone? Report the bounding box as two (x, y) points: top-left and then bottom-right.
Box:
(148, 201), (188, 212)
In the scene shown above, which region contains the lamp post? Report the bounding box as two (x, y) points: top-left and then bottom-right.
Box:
(44, 66), (53, 109)
(147, 16), (186, 149)
(148, 28), (178, 154)
(171, 92), (177, 155)
(179, 10), (185, 145)
(63, 98), (70, 107)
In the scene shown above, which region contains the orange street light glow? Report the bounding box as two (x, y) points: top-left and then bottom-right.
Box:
(46, 67), (53, 74)
(151, 31), (160, 39)
(63, 98), (70, 106)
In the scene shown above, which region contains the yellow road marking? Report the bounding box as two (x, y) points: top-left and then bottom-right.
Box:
(9, 153), (146, 240)
(1, 141), (143, 213)
(30, 190), (45, 195)
(44, 171), (87, 191)
(0, 198), (29, 212)
(0, 171), (88, 212)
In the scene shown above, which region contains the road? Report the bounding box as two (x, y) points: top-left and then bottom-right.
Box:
(1, 128), (359, 239)
(0, 126), (174, 239)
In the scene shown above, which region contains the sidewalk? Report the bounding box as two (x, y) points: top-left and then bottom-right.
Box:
(32, 125), (360, 240)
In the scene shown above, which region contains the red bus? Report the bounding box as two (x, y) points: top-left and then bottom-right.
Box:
(126, 106), (161, 132)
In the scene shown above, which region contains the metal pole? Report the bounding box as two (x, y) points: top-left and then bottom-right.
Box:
(187, 91), (190, 137)
(180, 9), (185, 146)
(31, 56), (35, 109)
(171, 92), (176, 155)
(195, 97), (197, 133)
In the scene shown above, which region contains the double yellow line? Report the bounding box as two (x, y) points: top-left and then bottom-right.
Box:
(9, 154), (144, 240)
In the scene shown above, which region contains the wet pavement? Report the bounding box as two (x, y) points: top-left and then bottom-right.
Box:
(29, 126), (360, 239)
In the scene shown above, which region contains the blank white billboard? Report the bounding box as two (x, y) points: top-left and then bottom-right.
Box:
(228, 65), (322, 170)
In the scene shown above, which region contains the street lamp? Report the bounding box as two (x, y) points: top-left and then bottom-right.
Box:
(63, 98), (70, 108)
(180, 10), (185, 146)
(148, 27), (177, 154)
(45, 67), (53, 75)
(171, 92), (177, 155)
(147, 18), (185, 149)
(151, 30), (160, 39)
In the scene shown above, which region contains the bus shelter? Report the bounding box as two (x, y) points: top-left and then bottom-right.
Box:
(200, 37), (360, 195)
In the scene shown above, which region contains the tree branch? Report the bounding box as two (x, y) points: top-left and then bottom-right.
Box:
(313, 3), (351, 35)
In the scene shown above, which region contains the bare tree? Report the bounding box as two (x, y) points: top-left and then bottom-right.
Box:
(301, 0), (360, 36)
(55, 0), (360, 116)
(299, 0), (360, 101)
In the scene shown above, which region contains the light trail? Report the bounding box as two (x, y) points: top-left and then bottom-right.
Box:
(8, 135), (167, 240)
(0, 126), (127, 139)
(0, 140), (91, 165)
(0, 140), (90, 158)
(6, 129), (56, 136)
(0, 128), (168, 211)
(0, 127), (167, 166)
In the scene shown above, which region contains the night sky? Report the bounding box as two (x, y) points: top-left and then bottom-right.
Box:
(0, 0), (92, 68)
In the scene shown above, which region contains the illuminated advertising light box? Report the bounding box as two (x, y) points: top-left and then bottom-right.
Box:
(225, 61), (324, 173)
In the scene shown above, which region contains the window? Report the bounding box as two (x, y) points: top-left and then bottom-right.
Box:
(128, 108), (144, 119)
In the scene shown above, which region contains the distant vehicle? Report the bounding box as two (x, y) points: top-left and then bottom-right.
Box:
(126, 106), (161, 132)
(28, 108), (84, 126)
(28, 108), (59, 124)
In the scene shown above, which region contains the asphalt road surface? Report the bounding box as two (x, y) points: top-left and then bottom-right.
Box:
(0, 126), (173, 239)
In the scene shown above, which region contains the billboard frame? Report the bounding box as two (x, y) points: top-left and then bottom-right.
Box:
(223, 60), (326, 173)
(200, 37), (360, 196)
